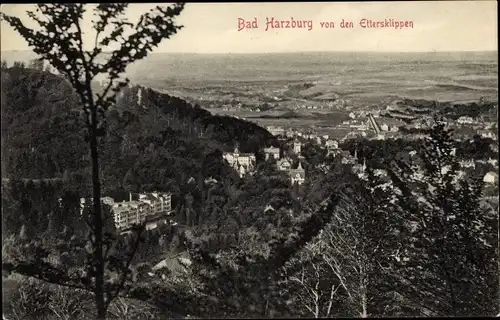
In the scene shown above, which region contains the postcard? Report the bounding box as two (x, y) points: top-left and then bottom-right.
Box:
(1, 2), (498, 319)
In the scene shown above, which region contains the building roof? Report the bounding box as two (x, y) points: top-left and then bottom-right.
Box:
(264, 205), (275, 213)
(277, 160), (292, 169)
(290, 163), (305, 179)
(204, 177), (218, 184)
(484, 171), (499, 184)
(146, 213), (170, 222)
(152, 251), (192, 276)
(141, 195), (158, 202)
(113, 205), (132, 213)
(239, 153), (255, 157)
(131, 201), (150, 209)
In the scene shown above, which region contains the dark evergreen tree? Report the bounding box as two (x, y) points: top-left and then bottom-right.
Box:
(388, 119), (498, 316)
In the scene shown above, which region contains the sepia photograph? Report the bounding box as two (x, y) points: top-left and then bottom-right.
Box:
(0, 2), (498, 319)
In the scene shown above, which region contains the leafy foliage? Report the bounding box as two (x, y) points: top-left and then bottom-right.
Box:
(1, 3), (187, 319)
(387, 119), (498, 316)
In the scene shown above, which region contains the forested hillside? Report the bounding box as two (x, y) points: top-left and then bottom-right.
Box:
(1, 64), (276, 194)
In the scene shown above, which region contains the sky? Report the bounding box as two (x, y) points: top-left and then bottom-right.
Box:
(0, 1), (497, 53)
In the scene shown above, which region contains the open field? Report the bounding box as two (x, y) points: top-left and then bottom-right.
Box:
(123, 51), (497, 107)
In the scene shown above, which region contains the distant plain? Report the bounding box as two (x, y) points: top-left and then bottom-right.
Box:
(2, 50), (497, 136)
(126, 51), (497, 135)
(124, 51), (498, 102)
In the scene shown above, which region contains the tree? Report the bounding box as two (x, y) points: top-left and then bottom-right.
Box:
(29, 58), (44, 71)
(1, 4), (185, 318)
(387, 119), (498, 316)
(182, 193), (341, 318)
(282, 167), (403, 318)
(280, 238), (343, 318)
(123, 168), (139, 191)
(47, 285), (91, 320)
(12, 60), (26, 69)
(7, 277), (52, 320)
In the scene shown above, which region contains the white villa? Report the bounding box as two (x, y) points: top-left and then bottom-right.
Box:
(325, 139), (339, 149)
(223, 146), (257, 178)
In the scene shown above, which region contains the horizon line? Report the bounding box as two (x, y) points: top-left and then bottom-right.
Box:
(1, 49), (498, 55)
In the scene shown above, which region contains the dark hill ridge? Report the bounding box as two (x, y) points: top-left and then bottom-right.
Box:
(380, 97), (498, 123)
(1, 66), (276, 194)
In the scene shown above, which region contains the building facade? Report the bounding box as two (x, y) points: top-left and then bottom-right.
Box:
(223, 146), (257, 177)
(80, 192), (173, 232)
(113, 192), (172, 231)
(325, 139), (339, 149)
(293, 140), (302, 154)
(289, 162), (306, 185)
(264, 147), (281, 160)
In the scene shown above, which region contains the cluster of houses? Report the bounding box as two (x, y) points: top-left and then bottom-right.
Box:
(266, 126), (285, 136)
(265, 112), (400, 145)
(277, 159), (306, 185)
(341, 119), (399, 133)
(266, 125), (328, 142)
(80, 192), (173, 232)
(266, 141), (306, 185)
(456, 116), (477, 125)
(226, 110), (498, 194)
(223, 136), (359, 186)
(221, 140), (307, 185)
(478, 130), (497, 140)
(222, 146), (257, 178)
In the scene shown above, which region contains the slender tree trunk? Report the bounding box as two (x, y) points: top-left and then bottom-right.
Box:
(90, 110), (106, 319)
(326, 284), (336, 317)
(360, 293), (368, 318)
(313, 275), (320, 318)
(360, 271), (368, 318)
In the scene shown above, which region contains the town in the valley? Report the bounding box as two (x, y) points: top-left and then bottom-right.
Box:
(89, 105), (499, 233)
